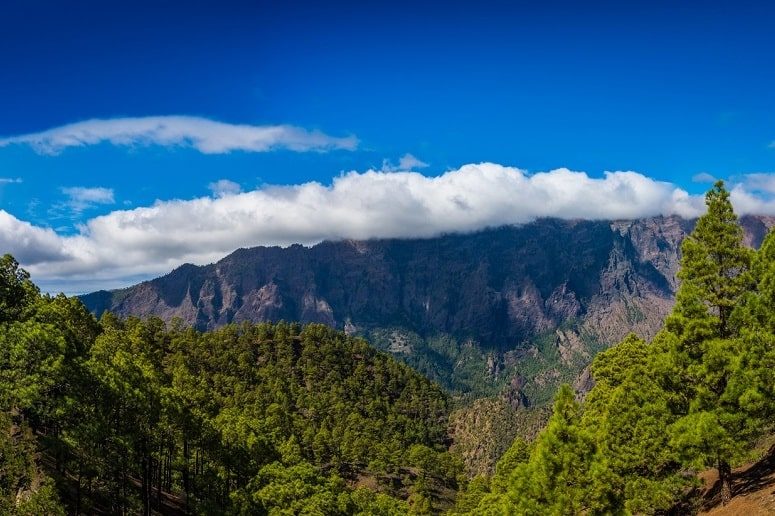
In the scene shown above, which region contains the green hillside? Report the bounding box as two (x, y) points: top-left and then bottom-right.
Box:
(2, 181), (774, 514)
(452, 181), (775, 514)
(0, 260), (461, 514)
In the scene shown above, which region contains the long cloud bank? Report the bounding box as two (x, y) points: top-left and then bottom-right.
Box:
(0, 116), (358, 154)
(3, 162), (775, 293)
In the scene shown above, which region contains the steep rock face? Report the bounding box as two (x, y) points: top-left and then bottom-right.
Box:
(81, 215), (774, 397)
(83, 218), (652, 335)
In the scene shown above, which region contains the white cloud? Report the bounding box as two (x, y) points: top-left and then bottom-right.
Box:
(0, 211), (68, 265)
(60, 186), (115, 214)
(738, 173), (775, 194)
(0, 116), (358, 155)
(381, 153), (429, 172)
(6, 162), (775, 294)
(399, 153), (429, 170)
(208, 179), (242, 198)
(0, 177), (22, 184)
(727, 173), (775, 215)
(692, 172), (717, 184)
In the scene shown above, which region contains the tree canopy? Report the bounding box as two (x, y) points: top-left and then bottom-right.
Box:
(0, 264), (462, 514)
(2, 181), (775, 514)
(455, 181), (775, 514)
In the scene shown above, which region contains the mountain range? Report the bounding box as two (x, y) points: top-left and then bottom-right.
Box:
(81, 215), (775, 398)
(80, 215), (775, 473)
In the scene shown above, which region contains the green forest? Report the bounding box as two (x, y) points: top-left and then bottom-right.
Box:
(2, 181), (774, 514)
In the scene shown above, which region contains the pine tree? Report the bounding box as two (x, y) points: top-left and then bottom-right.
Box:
(741, 227), (775, 333)
(673, 181), (752, 340)
(658, 181), (754, 505)
(0, 254), (39, 324)
(583, 334), (684, 513)
(502, 385), (603, 515)
(490, 437), (530, 493)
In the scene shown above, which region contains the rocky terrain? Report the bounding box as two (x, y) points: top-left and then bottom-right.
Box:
(82, 215), (775, 397)
(81, 214), (775, 475)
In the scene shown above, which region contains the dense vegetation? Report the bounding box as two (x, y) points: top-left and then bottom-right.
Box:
(453, 182), (775, 513)
(0, 258), (463, 514)
(3, 181), (774, 514)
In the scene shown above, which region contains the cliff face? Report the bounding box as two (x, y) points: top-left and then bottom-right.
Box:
(81, 215), (775, 400)
(80, 214), (775, 477)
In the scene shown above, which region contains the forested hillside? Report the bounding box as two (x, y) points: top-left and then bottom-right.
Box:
(3, 182), (775, 514)
(0, 259), (462, 514)
(452, 182), (775, 514)
(82, 215), (775, 406)
(80, 215), (775, 477)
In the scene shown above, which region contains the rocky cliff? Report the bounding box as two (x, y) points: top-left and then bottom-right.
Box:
(81, 215), (775, 402)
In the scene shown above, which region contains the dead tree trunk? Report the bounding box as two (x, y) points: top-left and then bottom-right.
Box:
(718, 459), (732, 505)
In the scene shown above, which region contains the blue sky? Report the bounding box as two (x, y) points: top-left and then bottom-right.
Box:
(2, 0), (775, 292)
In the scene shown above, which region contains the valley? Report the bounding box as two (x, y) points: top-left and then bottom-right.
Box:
(80, 215), (775, 476)
(4, 185), (775, 513)
(82, 216), (775, 403)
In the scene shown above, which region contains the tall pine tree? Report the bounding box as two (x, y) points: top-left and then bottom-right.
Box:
(583, 334), (685, 513)
(658, 180), (754, 504)
(500, 385), (614, 515)
(672, 181), (752, 340)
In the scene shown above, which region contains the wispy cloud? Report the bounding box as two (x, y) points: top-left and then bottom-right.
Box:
(0, 116), (359, 155)
(0, 177), (22, 184)
(398, 153), (429, 170)
(2, 162), (716, 292)
(208, 179), (242, 197)
(8, 162), (775, 293)
(381, 153), (429, 172)
(60, 186), (115, 214)
(737, 173), (775, 195)
(692, 172), (717, 183)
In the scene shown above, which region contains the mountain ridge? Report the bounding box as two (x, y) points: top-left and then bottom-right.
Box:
(81, 215), (775, 401)
(80, 214), (775, 475)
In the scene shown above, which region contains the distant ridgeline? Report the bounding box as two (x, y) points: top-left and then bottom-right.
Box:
(81, 215), (775, 405)
(451, 182), (775, 513)
(3, 182), (774, 514)
(0, 261), (462, 514)
(80, 213), (775, 479)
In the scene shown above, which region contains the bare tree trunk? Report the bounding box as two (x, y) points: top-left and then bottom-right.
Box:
(157, 452), (162, 511)
(719, 459), (732, 505)
(141, 452), (151, 516)
(183, 437), (190, 512)
(75, 460), (82, 515)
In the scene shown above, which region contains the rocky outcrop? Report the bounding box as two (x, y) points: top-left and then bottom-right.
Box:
(448, 397), (549, 476)
(77, 214), (775, 477)
(81, 215), (774, 398)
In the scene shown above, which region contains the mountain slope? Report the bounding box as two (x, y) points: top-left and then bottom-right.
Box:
(699, 443), (775, 515)
(81, 215), (775, 403)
